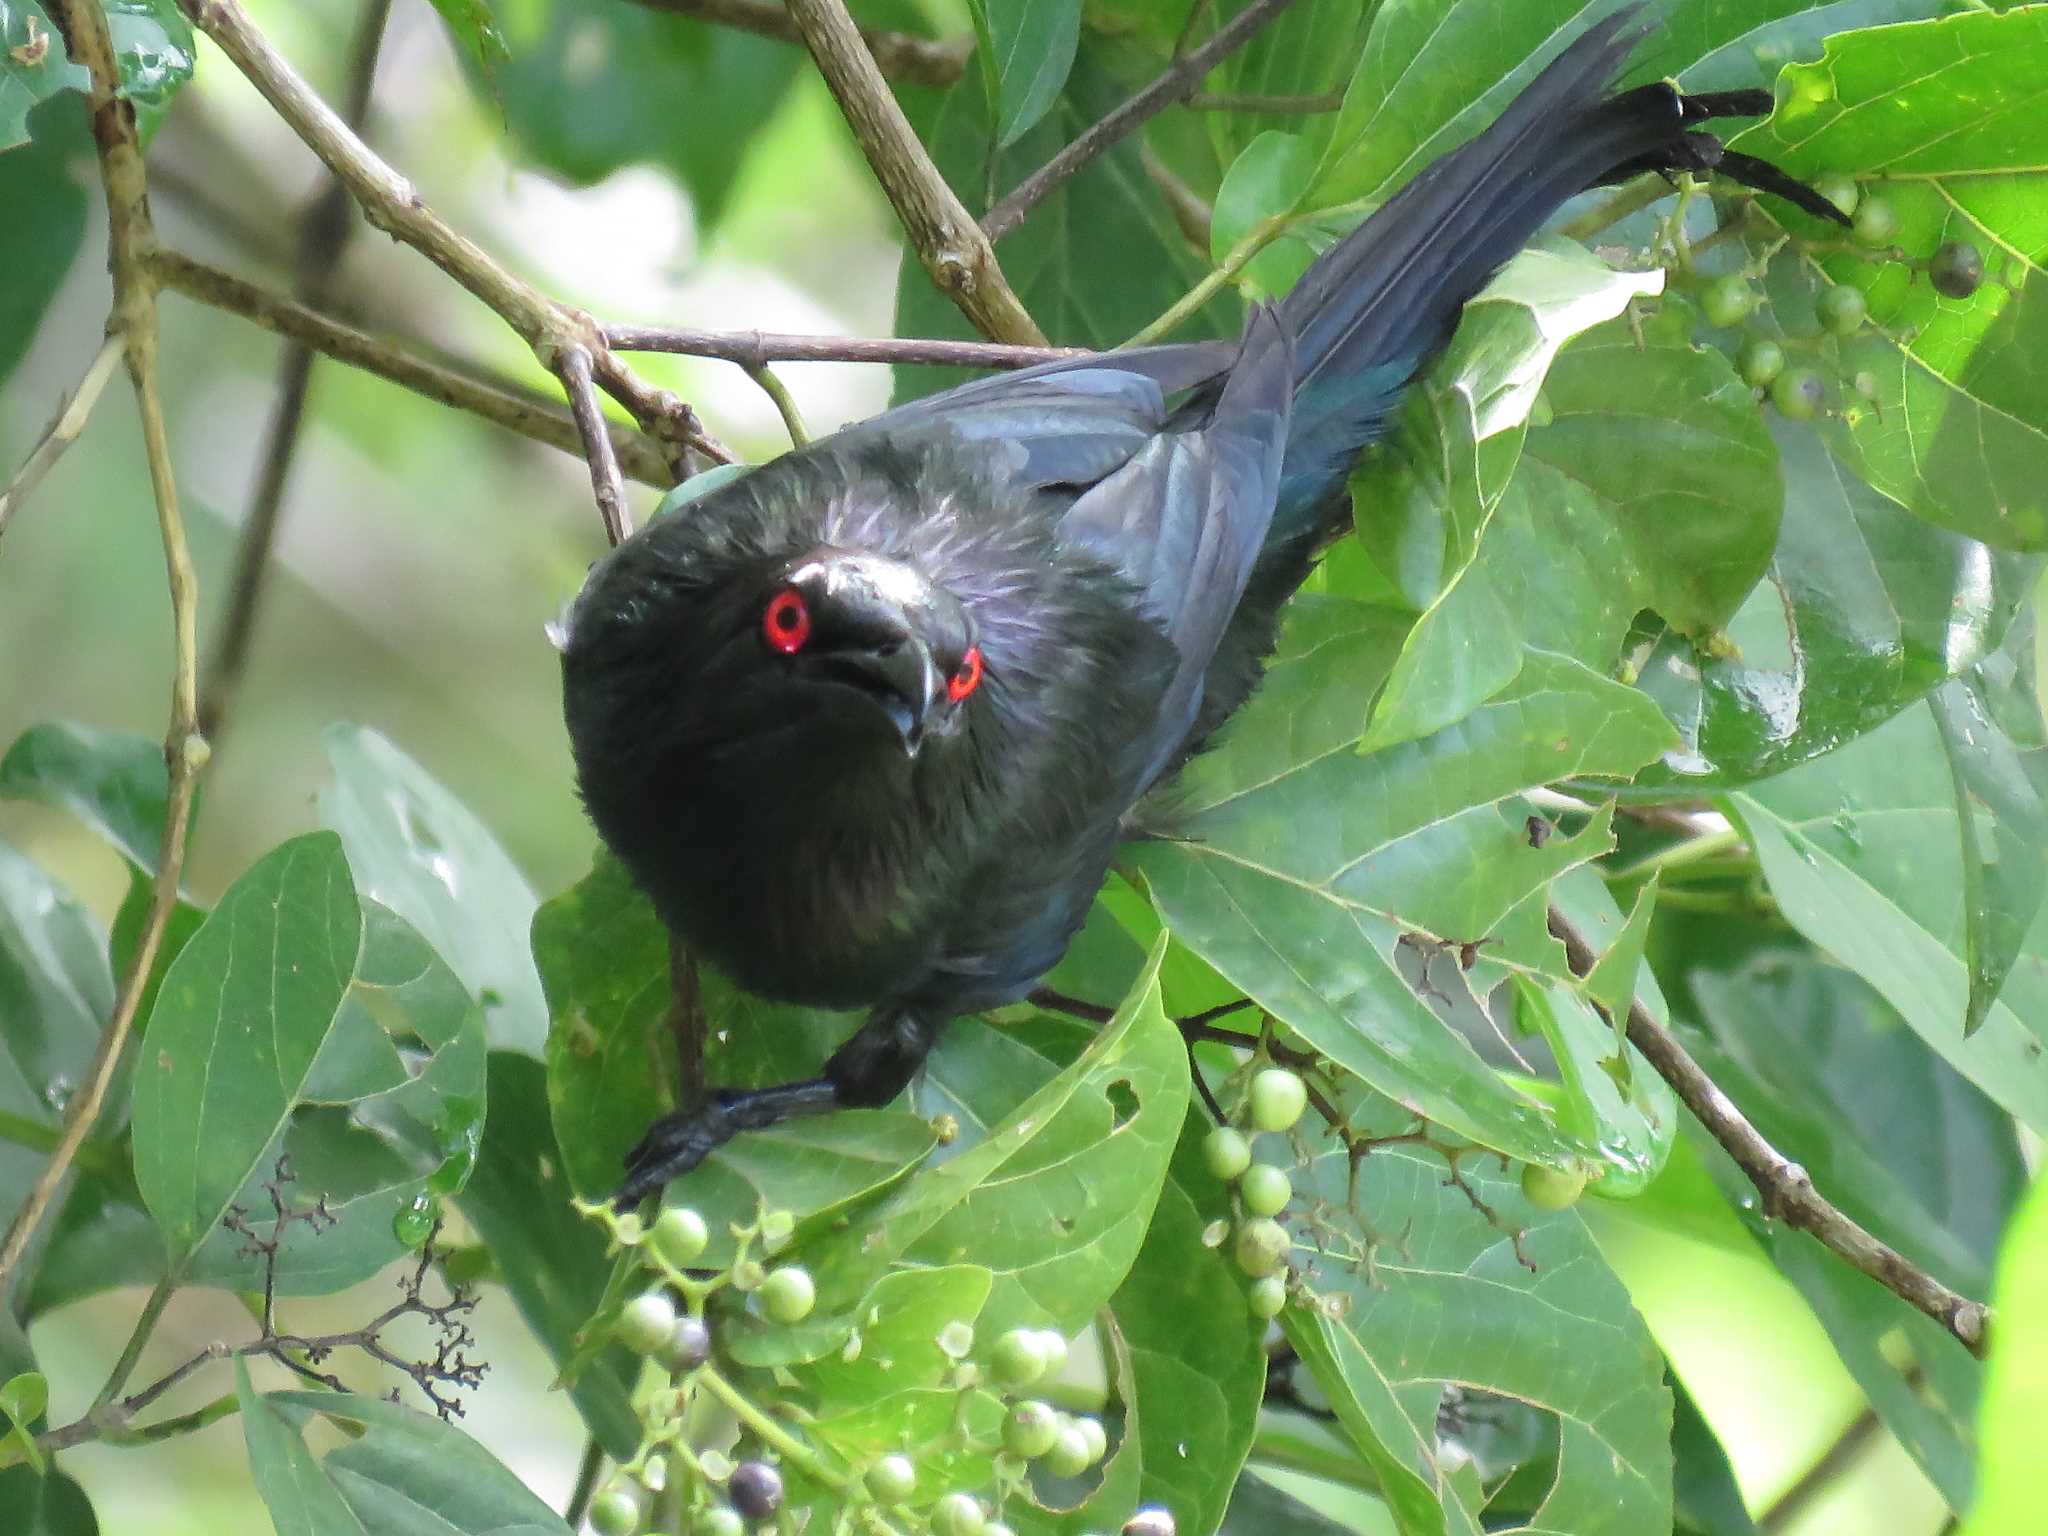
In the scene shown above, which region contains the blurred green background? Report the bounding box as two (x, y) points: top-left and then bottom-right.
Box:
(0, 2), (1963, 1530)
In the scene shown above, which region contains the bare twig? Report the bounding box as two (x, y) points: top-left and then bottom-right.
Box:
(781, 0), (1045, 345)
(554, 345), (632, 544)
(1759, 1406), (1883, 1532)
(0, 333), (124, 538)
(1141, 143), (1214, 252)
(151, 251), (673, 484)
(982, 0), (1302, 243)
(631, 0), (971, 86)
(201, 0), (393, 741)
(0, 0), (209, 1302)
(608, 324), (1081, 370)
(175, 0), (724, 482)
(1547, 904), (1990, 1357)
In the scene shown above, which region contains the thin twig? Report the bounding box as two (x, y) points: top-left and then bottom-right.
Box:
(607, 324), (1081, 370)
(0, 0), (209, 1305)
(781, 0), (1045, 345)
(1140, 143), (1213, 253)
(554, 344), (632, 545)
(982, 0), (1302, 243)
(630, 0), (971, 86)
(201, 0), (393, 741)
(1547, 905), (1990, 1357)
(0, 334), (124, 539)
(175, 0), (723, 478)
(746, 364), (810, 446)
(1759, 1406), (1882, 1533)
(151, 250), (674, 484)
(1185, 89), (1343, 113)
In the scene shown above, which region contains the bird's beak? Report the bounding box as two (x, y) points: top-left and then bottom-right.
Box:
(829, 638), (944, 757)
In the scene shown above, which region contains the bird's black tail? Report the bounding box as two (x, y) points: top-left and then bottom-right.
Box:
(1269, 7), (1845, 532)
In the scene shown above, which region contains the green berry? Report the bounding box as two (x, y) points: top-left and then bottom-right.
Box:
(1043, 1426), (1093, 1479)
(864, 1453), (916, 1504)
(1852, 195), (1898, 247)
(1073, 1415), (1108, 1466)
(758, 1208), (796, 1254)
(728, 1461), (783, 1520)
(759, 1266), (816, 1324)
(1929, 240), (1985, 299)
(693, 1512), (744, 1536)
(1034, 1329), (1071, 1381)
(934, 1492), (986, 1536)
(1124, 1511), (1177, 1536)
(1700, 274), (1756, 328)
(656, 1314), (711, 1373)
(1248, 1274), (1288, 1318)
(1521, 1163), (1589, 1211)
(1202, 1126), (1252, 1182)
(590, 1486), (644, 1536)
(1813, 172), (1859, 220)
(1737, 338), (1785, 388)
(618, 1290), (678, 1355)
(1816, 284), (1867, 335)
(651, 1206), (709, 1267)
(1004, 1399), (1062, 1459)
(989, 1328), (1051, 1389)
(1234, 1217), (1290, 1277)
(1248, 1069), (1308, 1133)
(1238, 1163), (1291, 1217)
(1769, 367), (1826, 420)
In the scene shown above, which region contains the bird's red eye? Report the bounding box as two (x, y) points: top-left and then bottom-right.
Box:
(762, 588), (811, 654)
(947, 645), (983, 703)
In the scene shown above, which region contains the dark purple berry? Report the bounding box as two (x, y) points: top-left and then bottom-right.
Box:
(728, 1461), (783, 1521)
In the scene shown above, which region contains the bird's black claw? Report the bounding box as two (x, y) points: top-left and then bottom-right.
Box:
(612, 1105), (735, 1209)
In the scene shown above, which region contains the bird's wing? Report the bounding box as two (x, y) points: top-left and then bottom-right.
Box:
(1053, 306), (1293, 775)
(844, 341), (1238, 492)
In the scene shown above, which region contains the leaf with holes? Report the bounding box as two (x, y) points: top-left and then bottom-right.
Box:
(0, 1), (88, 151)
(131, 833), (487, 1293)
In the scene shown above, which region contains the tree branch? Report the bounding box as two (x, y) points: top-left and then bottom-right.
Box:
(554, 344), (631, 544)
(0, 0), (208, 1301)
(175, 0), (724, 490)
(201, 0), (393, 742)
(981, 0), (1302, 243)
(0, 333), (124, 539)
(780, 0), (1045, 345)
(630, 0), (970, 86)
(606, 324), (1081, 370)
(1547, 904), (1990, 1358)
(150, 250), (675, 485)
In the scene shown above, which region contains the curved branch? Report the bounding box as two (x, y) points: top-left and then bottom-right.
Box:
(1547, 905), (1990, 1358)
(0, 0), (207, 1299)
(606, 324), (1082, 370)
(781, 0), (1045, 346)
(632, 0), (970, 87)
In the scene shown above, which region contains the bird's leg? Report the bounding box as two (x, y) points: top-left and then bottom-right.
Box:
(612, 1010), (940, 1208)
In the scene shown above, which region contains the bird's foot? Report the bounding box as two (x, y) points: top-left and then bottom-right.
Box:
(612, 1078), (841, 1209)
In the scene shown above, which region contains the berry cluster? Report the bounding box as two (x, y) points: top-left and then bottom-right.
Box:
(572, 1197), (1177, 1536)
(1202, 1067), (1309, 1318)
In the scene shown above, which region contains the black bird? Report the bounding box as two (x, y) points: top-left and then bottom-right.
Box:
(561, 10), (1846, 1205)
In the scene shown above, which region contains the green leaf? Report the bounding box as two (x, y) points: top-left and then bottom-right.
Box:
(0, 98), (86, 385)
(534, 854), (934, 1254)
(424, 0), (508, 71)
(108, 863), (204, 1036)
(1199, 0), (1369, 167)
(238, 1372), (571, 1536)
(455, 1052), (638, 1459)
(1283, 1097), (1672, 1536)
(1210, 130), (1320, 299)
(0, 721), (169, 874)
(1634, 420), (2040, 789)
(1671, 1370), (1756, 1536)
(131, 833), (487, 1293)
(969, 0), (1082, 147)
(1584, 873), (1655, 1027)
(101, 0), (192, 142)
(1135, 594), (1677, 1173)
(1681, 952), (2014, 1505)
(1969, 1168), (2048, 1536)
(1929, 616), (2048, 1035)
(802, 937), (1186, 1340)
(1736, 8), (2048, 549)
(0, 1370), (45, 1473)
(482, 0), (802, 228)
(0, 2), (89, 152)
(0, 1462), (96, 1535)
(320, 724), (547, 1054)
(1727, 705), (2048, 1133)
